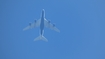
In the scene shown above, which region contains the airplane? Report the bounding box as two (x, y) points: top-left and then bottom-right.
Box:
(23, 9), (60, 42)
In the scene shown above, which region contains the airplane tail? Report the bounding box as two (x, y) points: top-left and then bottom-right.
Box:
(34, 35), (48, 42)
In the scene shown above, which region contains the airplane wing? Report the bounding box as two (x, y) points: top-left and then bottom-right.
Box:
(44, 19), (60, 32)
(23, 19), (41, 31)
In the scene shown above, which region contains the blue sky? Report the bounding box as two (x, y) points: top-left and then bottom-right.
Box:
(0, 0), (105, 59)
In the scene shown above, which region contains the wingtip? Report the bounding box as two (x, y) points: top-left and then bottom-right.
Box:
(23, 28), (27, 31)
(56, 29), (60, 33)
(57, 30), (60, 33)
(23, 29), (25, 31)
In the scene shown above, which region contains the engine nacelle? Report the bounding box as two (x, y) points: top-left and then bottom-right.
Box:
(29, 23), (31, 26)
(48, 20), (50, 23)
(53, 24), (55, 27)
(34, 20), (36, 23)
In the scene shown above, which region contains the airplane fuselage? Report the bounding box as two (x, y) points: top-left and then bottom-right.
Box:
(23, 9), (60, 41)
(40, 9), (45, 36)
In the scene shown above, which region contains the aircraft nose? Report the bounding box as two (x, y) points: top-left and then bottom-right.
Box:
(42, 9), (45, 11)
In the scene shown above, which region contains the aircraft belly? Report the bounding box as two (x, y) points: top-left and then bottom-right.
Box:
(40, 18), (44, 35)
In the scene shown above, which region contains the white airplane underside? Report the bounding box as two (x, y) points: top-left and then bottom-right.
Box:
(23, 9), (60, 42)
(23, 19), (60, 32)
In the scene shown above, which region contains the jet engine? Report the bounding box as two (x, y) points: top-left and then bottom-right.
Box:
(48, 20), (50, 23)
(29, 23), (31, 26)
(34, 20), (36, 23)
(53, 24), (55, 27)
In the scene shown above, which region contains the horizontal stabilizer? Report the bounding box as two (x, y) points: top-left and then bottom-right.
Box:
(34, 35), (48, 42)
